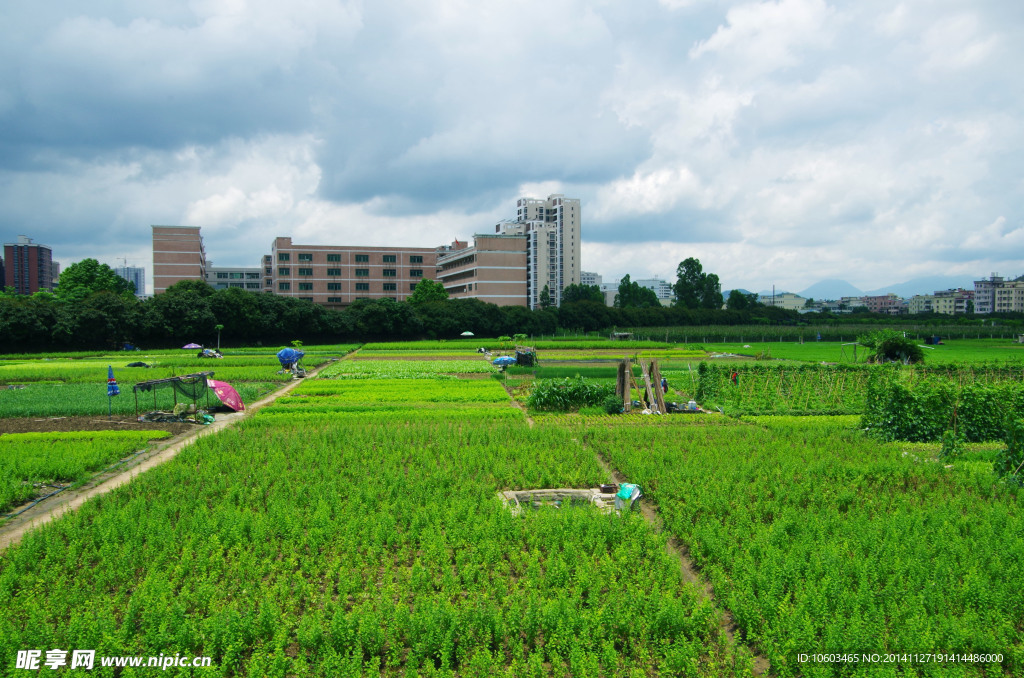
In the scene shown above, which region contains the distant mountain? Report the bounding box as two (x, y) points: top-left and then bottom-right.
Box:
(862, 275), (978, 298)
(797, 279), (864, 300)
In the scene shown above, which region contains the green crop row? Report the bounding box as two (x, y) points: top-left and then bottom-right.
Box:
(0, 414), (752, 676)
(273, 379), (509, 405)
(319, 359), (496, 379)
(588, 416), (1023, 677)
(0, 430), (172, 513)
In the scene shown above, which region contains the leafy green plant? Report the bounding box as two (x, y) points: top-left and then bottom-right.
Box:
(995, 418), (1024, 486)
(526, 376), (615, 411)
(602, 393), (623, 415)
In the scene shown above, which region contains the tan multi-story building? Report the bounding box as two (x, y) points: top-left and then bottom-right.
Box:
(436, 235), (528, 306)
(933, 288), (974, 315)
(152, 226), (206, 294)
(993, 280), (1024, 313)
(268, 237), (438, 306)
(907, 295), (934, 315)
(758, 292), (807, 311)
(496, 194), (580, 309)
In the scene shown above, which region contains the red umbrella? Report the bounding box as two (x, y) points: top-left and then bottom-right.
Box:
(208, 379), (244, 411)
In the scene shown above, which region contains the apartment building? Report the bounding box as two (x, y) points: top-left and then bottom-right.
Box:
(974, 274), (1024, 314)
(863, 293), (906, 315)
(496, 194), (580, 309)
(268, 237), (438, 306)
(580, 271), (602, 287)
(436, 235), (528, 306)
(3, 236), (55, 295)
(152, 226), (206, 294)
(635, 278), (674, 306)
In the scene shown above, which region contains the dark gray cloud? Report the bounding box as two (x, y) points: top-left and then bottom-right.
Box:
(0, 0), (1022, 294)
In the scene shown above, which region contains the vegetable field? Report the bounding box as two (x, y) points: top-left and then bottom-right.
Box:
(2, 338), (1023, 676)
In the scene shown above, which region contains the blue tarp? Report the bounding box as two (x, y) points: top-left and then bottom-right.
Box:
(277, 348), (305, 367)
(492, 356), (516, 366)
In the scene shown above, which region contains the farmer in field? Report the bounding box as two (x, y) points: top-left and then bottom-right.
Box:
(731, 370), (739, 386)
(661, 377), (668, 393)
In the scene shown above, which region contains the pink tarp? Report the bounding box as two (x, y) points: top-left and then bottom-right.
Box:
(208, 379), (244, 411)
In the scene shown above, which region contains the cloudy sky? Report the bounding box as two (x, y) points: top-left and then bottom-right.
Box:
(1, 0), (1022, 295)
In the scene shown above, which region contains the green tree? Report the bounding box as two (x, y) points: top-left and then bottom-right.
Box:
(726, 289), (759, 311)
(539, 285), (553, 308)
(407, 278), (449, 304)
(562, 284), (604, 304)
(56, 259), (135, 302)
(673, 258), (724, 309)
(614, 275), (661, 309)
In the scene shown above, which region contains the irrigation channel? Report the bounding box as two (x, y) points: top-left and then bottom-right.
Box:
(0, 362), (333, 551)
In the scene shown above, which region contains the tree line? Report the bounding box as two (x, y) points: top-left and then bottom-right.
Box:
(1, 258), (1019, 352)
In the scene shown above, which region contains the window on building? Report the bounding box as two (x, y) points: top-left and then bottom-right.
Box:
(230, 272), (244, 279)
(355, 254), (369, 263)
(327, 254), (341, 262)
(355, 269), (369, 277)
(298, 268), (313, 276)
(278, 282), (290, 291)
(327, 297), (342, 303)
(355, 282), (369, 291)
(410, 282), (418, 291)
(410, 255), (423, 264)
(265, 268), (272, 275)
(383, 282), (396, 291)
(278, 267), (290, 276)
(327, 268), (341, 276)
(265, 279), (272, 287)
(298, 282), (313, 291)
(246, 272), (259, 279)
(229, 282), (244, 288)
(246, 283), (261, 289)
(410, 269), (423, 277)
(278, 253), (290, 262)
(382, 254), (397, 263)
(299, 297), (313, 302)
(382, 269), (396, 277)
(216, 272), (228, 279)
(298, 253), (313, 261)
(327, 283), (341, 291)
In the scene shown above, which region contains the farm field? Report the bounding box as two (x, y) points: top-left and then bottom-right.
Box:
(1, 337), (1022, 675)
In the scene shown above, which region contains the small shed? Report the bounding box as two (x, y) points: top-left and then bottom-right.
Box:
(132, 372), (215, 417)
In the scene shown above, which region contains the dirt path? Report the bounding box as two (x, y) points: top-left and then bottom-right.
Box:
(0, 361), (335, 552)
(590, 445), (771, 676)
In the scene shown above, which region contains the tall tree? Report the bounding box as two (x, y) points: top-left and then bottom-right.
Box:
(539, 285), (553, 308)
(674, 258), (724, 309)
(56, 259), (135, 302)
(614, 275), (661, 309)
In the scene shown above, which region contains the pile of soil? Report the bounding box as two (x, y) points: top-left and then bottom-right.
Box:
(0, 415), (196, 436)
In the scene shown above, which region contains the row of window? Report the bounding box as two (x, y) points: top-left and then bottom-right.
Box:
(278, 268), (423, 277)
(214, 272), (260, 279)
(278, 282), (417, 292)
(278, 253), (425, 264)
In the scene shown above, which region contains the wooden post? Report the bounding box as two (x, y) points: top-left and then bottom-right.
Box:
(617, 360), (631, 412)
(640, 360), (657, 412)
(650, 360), (667, 413)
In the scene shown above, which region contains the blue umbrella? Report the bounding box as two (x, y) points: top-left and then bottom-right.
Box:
(492, 356), (516, 366)
(107, 365), (120, 397)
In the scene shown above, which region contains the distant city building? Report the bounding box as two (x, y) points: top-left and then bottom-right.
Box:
(436, 235), (528, 306)
(758, 292), (806, 311)
(580, 271), (602, 287)
(974, 274), (1024, 314)
(3, 235), (55, 295)
(496, 194), (580, 309)
(152, 226), (206, 294)
(268, 237), (439, 306)
(205, 262), (263, 293)
(863, 293), (906, 315)
(114, 266), (146, 297)
(907, 295), (934, 315)
(933, 288), (974, 315)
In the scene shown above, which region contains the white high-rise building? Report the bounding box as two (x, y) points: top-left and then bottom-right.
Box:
(496, 194), (580, 309)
